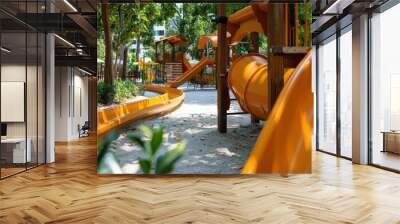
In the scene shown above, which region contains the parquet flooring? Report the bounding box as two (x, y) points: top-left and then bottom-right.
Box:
(1, 136), (400, 223)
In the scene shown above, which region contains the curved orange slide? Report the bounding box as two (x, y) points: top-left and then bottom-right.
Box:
(166, 56), (211, 88)
(241, 51), (313, 174)
(97, 85), (184, 137)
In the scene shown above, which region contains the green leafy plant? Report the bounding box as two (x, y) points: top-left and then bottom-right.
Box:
(114, 79), (138, 102)
(97, 131), (122, 174)
(97, 80), (116, 104)
(128, 125), (186, 174)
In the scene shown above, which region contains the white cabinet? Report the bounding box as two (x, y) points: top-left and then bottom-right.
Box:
(1, 138), (32, 163)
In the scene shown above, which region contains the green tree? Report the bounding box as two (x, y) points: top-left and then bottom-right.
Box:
(98, 3), (177, 79)
(166, 3), (216, 59)
(100, 4), (113, 86)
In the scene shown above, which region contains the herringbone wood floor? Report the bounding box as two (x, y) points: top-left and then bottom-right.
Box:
(1, 136), (400, 223)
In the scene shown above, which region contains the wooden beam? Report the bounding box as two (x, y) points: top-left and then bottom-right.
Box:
(304, 3), (310, 46)
(155, 42), (158, 62)
(294, 4), (299, 47)
(162, 42), (165, 63)
(250, 4), (268, 36)
(216, 4), (229, 133)
(250, 32), (260, 125)
(250, 32), (259, 53)
(88, 77), (97, 133)
(172, 43), (175, 62)
(267, 4), (288, 109)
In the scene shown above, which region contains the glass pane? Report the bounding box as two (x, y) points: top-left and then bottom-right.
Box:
(340, 28), (352, 158)
(371, 4), (400, 171)
(27, 31), (38, 169)
(38, 32), (45, 165)
(318, 36), (337, 154)
(1, 30), (27, 177)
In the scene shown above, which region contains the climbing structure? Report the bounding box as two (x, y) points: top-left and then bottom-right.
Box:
(98, 3), (313, 174)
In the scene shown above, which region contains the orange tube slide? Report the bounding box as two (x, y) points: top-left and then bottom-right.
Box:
(228, 53), (269, 120)
(241, 51), (313, 174)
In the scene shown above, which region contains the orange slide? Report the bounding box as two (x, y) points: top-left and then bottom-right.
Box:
(98, 85), (184, 137)
(235, 51), (313, 174)
(182, 54), (192, 72)
(166, 56), (210, 88)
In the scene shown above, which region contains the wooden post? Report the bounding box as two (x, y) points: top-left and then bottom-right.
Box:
(267, 4), (288, 109)
(216, 4), (229, 133)
(162, 41), (165, 63)
(304, 3), (310, 47)
(171, 43), (175, 62)
(250, 32), (259, 53)
(88, 76), (97, 133)
(162, 41), (166, 82)
(294, 4), (299, 47)
(250, 32), (260, 125)
(155, 42), (158, 62)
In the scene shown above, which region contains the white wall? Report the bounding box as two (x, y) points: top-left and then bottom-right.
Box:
(54, 67), (89, 141)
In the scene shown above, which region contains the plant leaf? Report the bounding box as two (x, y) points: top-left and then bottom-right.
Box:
(139, 125), (152, 139)
(127, 134), (145, 149)
(97, 131), (119, 167)
(150, 127), (164, 156)
(128, 133), (152, 158)
(139, 159), (151, 174)
(155, 140), (186, 174)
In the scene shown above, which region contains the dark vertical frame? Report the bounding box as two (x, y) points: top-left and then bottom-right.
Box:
(36, 0), (39, 167)
(44, 0), (47, 164)
(367, 10), (373, 166)
(25, 0), (28, 171)
(0, 17), (2, 179)
(315, 44), (319, 151)
(336, 27), (341, 157)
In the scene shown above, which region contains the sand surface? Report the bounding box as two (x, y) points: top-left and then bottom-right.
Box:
(110, 88), (262, 174)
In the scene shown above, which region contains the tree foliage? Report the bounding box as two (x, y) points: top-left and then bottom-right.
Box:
(97, 3), (312, 76)
(166, 3), (216, 59)
(97, 3), (177, 77)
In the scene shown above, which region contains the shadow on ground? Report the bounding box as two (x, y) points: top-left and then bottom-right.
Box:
(110, 89), (263, 174)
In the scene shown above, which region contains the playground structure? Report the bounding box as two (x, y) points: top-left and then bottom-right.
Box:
(98, 3), (312, 174)
(154, 35), (217, 87)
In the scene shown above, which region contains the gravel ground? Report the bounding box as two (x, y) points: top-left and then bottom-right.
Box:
(110, 87), (263, 174)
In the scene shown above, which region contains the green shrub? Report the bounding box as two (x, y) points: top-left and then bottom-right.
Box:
(97, 80), (115, 105)
(98, 79), (144, 104)
(114, 79), (138, 102)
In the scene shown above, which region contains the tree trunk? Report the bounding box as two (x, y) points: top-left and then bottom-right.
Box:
(136, 35), (141, 62)
(122, 46), (128, 80)
(102, 4), (113, 85)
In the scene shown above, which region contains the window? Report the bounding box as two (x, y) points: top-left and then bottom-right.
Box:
(155, 30), (164, 36)
(339, 27), (352, 158)
(317, 35), (337, 154)
(370, 3), (400, 171)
